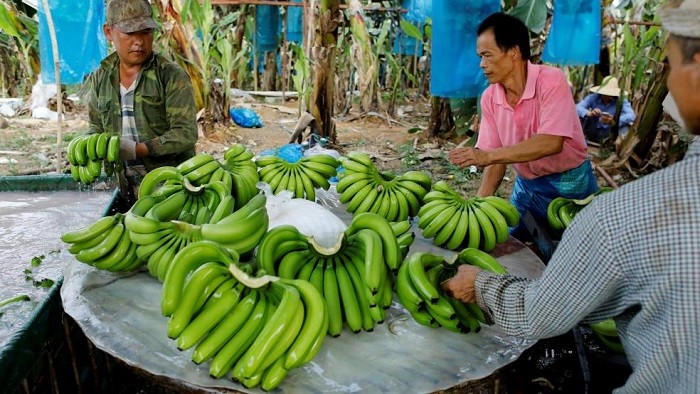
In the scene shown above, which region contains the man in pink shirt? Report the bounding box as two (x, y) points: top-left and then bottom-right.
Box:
(449, 12), (598, 242)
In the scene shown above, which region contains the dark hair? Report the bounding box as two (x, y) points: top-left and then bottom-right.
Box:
(477, 12), (531, 60)
(671, 34), (700, 63)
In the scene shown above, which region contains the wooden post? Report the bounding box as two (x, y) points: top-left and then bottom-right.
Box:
(41, 0), (63, 174)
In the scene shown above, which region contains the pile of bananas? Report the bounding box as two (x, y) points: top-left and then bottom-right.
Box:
(161, 242), (329, 391)
(337, 152), (432, 222)
(256, 213), (401, 336)
(417, 181), (520, 251)
(255, 153), (339, 201)
(547, 187), (613, 231)
(396, 248), (506, 333)
(223, 144), (262, 209)
(60, 213), (141, 272)
(67, 132), (120, 184)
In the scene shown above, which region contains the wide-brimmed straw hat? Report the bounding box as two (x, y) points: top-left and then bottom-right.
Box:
(661, 0), (700, 38)
(590, 76), (622, 97)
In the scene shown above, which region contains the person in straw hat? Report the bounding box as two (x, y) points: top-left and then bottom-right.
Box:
(576, 75), (636, 144)
(442, 0), (700, 392)
(83, 0), (198, 207)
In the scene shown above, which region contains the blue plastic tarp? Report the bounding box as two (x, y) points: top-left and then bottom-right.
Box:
(38, 0), (107, 84)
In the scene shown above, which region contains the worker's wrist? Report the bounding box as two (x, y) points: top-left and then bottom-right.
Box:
(135, 142), (149, 158)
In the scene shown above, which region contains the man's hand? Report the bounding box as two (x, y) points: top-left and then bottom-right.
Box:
(599, 112), (614, 125)
(448, 147), (491, 168)
(440, 264), (481, 304)
(586, 108), (602, 118)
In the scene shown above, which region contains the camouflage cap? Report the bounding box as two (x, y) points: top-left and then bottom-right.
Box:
(106, 0), (158, 33)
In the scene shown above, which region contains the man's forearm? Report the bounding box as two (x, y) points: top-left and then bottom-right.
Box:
(477, 164), (506, 197)
(488, 134), (564, 165)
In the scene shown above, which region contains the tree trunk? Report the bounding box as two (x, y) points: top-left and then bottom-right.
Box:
(428, 96), (454, 138)
(231, 5), (249, 88)
(617, 63), (669, 166)
(309, 0), (341, 143)
(261, 51), (278, 91)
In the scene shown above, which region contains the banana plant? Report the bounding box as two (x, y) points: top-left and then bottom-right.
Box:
(345, 0), (379, 112)
(0, 0), (39, 96)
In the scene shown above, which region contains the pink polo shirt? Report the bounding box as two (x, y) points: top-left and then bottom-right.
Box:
(476, 62), (588, 180)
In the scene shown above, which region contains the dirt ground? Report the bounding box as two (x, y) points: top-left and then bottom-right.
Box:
(0, 93), (635, 199)
(0, 96), (426, 170)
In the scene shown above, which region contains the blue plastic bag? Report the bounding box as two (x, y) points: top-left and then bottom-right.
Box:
(430, 0), (500, 98)
(229, 108), (264, 128)
(277, 144), (304, 163)
(542, 0), (601, 65)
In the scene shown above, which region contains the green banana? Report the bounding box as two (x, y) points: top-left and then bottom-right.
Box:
(209, 291), (269, 379)
(406, 252), (444, 304)
(472, 205), (497, 252)
(345, 212), (401, 270)
(106, 135), (120, 163)
(192, 289), (259, 364)
(323, 259), (343, 337)
(476, 200), (509, 244)
(177, 153), (216, 175)
(61, 214), (120, 244)
(138, 166), (183, 199)
(482, 195), (520, 227)
(457, 247), (507, 274)
(176, 282), (245, 351)
(167, 262), (232, 339)
(335, 258), (363, 333)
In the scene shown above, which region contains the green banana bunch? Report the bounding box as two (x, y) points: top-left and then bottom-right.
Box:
(547, 187), (614, 232)
(337, 151), (432, 222)
(175, 153), (224, 187)
(222, 143), (261, 210)
(395, 251), (481, 333)
(256, 153), (338, 200)
(66, 132), (120, 185)
(125, 177), (249, 281)
(417, 181), (519, 252)
(60, 213), (142, 272)
(255, 220), (392, 336)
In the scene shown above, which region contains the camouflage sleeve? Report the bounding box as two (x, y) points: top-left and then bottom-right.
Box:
(85, 71), (104, 135)
(144, 64), (198, 157)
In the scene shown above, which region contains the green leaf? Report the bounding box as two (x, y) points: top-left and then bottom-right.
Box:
(407, 127), (422, 134)
(30, 255), (45, 267)
(0, 4), (22, 38)
(509, 0), (547, 34)
(35, 279), (54, 288)
(400, 19), (422, 41)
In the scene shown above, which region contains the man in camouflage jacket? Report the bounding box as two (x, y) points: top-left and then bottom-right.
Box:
(86, 0), (197, 205)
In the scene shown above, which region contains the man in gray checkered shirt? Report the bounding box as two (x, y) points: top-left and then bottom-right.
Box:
(442, 1), (700, 392)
